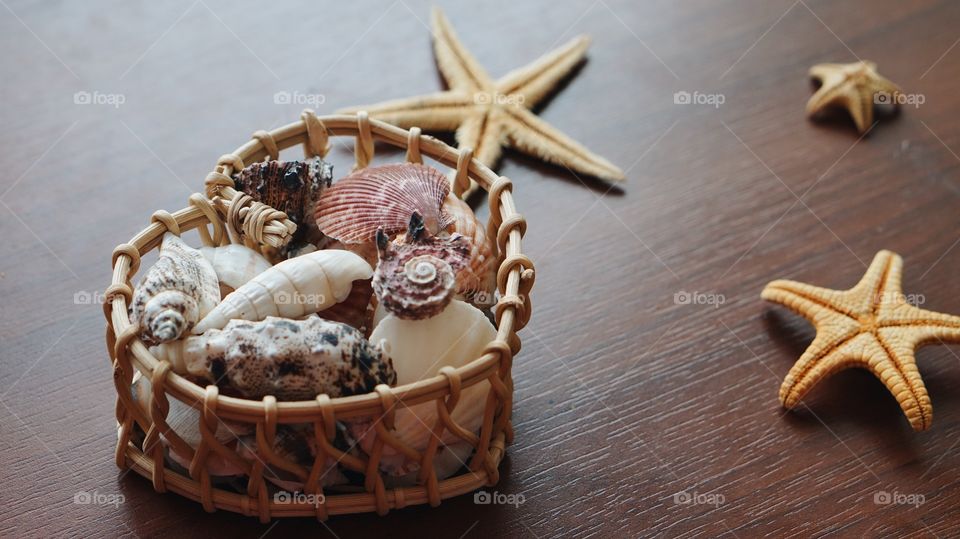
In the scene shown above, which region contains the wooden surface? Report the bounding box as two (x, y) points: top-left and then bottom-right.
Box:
(1, 0), (959, 536)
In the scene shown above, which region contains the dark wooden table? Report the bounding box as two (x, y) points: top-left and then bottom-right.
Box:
(2, 0), (960, 536)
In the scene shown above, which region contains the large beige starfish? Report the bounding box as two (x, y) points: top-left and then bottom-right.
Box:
(806, 60), (902, 134)
(762, 250), (960, 431)
(340, 7), (624, 197)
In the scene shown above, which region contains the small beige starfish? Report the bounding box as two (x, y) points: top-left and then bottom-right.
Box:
(340, 7), (624, 197)
(762, 250), (960, 431)
(806, 60), (902, 134)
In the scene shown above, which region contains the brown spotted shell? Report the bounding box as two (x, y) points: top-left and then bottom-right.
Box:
(151, 316), (395, 401)
(314, 163), (454, 244)
(372, 230), (470, 320)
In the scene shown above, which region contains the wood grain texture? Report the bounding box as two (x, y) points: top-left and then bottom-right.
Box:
(1, 0), (959, 536)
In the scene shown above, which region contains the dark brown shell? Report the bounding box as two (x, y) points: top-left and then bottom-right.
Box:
(234, 157), (333, 231)
(314, 163), (454, 244)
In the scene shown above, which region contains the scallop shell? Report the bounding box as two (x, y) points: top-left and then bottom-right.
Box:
(199, 244), (272, 295)
(315, 278), (375, 335)
(314, 163), (454, 244)
(372, 214), (470, 320)
(153, 316), (396, 401)
(193, 249), (372, 333)
(383, 441), (474, 485)
(440, 194), (497, 304)
(362, 299), (497, 462)
(234, 157), (332, 230)
(131, 232), (220, 344)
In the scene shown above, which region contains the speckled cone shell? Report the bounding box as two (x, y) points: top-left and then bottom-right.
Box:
(441, 194), (496, 303)
(314, 163), (454, 244)
(193, 249), (372, 333)
(363, 300), (496, 462)
(234, 157), (332, 230)
(131, 232), (220, 344)
(153, 316), (396, 401)
(199, 244), (272, 292)
(372, 235), (470, 320)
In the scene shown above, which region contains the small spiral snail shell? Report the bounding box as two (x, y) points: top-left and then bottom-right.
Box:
(131, 233), (220, 344)
(372, 213), (469, 320)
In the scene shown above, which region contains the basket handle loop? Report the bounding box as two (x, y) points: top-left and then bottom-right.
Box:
(405, 127), (423, 164)
(150, 210), (181, 236)
(301, 109), (331, 158)
(354, 111), (374, 170)
(452, 147), (473, 198)
(252, 130), (279, 161)
(188, 193), (226, 246)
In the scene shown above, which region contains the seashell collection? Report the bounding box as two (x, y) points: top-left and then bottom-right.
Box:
(129, 161), (499, 493)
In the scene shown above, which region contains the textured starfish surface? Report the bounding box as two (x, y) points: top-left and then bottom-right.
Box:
(340, 7), (624, 197)
(806, 60), (902, 134)
(762, 250), (960, 431)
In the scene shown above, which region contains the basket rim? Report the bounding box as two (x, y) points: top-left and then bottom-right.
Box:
(105, 110), (534, 423)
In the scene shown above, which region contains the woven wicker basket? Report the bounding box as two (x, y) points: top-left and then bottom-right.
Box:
(103, 110), (534, 521)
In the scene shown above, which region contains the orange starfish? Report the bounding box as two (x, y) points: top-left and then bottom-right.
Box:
(762, 250), (960, 431)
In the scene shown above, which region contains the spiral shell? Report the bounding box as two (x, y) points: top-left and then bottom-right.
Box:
(131, 233), (220, 344)
(234, 157), (332, 231)
(372, 214), (470, 320)
(314, 163), (454, 244)
(153, 316), (396, 401)
(193, 249), (372, 333)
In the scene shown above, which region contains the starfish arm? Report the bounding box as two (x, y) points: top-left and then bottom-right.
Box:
(809, 63), (848, 81)
(501, 106), (625, 182)
(884, 303), (960, 343)
(453, 109), (507, 198)
(779, 330), (868, 408)
(339, 91), (475, 131)
(431, 7), (493, 92)
(761, 279), (858, 321)
(874, 329), (933, 431)
(456, 109), (507, 170)
(849, 250), (900, 310)
(805, 82), (854, 118)
(848, 88), (875, 134)
(496, 36), (590, 109)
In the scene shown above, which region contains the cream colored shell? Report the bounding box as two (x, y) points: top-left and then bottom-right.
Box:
(193, 249), (372, 333)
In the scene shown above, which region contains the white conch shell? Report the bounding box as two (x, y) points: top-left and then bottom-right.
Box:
(193, 249), (372, 333)
(366, 299), (496, 455)
(199, 244), (272, 292)
(153, 316), (396, 401)
(131, 232), (220, 343)
(130, 374), (251, 476)
(383, 441), (473, 486)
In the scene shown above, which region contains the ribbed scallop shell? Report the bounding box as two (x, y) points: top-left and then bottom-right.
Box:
(441, 194), (496, 304)
(314, 163), (454, 244)
(372, 231), (470, 320)
(314, 278), (375, 335)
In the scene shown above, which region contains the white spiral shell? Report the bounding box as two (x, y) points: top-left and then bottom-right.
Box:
(131, 233), (220, 343)
(193, 249), (372, 333)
